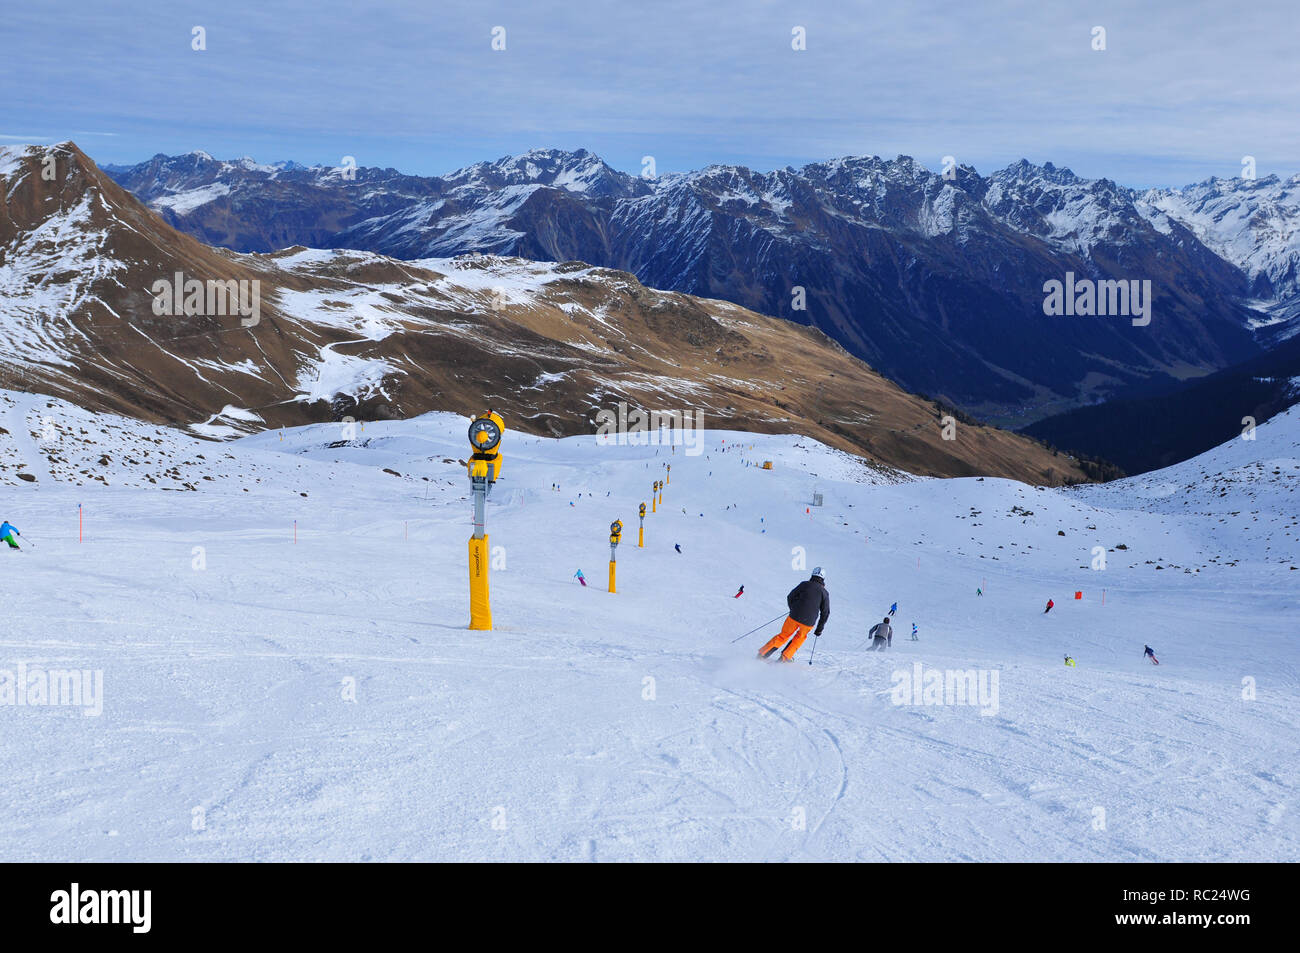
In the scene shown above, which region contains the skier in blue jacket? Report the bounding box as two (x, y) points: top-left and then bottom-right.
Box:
(1, 521), (21, 550)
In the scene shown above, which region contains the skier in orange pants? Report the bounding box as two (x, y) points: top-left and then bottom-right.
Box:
(759, 568), (830, 662)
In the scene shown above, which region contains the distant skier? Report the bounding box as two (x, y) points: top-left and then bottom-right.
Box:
(1044, 599), (1054, 614)
(1064, 655), (1076, 667)
(910, 622), (919, 641)
(758, 567), (829, 663)
(1, 521), (20, 550)
(867, 617), (892, 651)
(1144, 645), (1160, 665)
(574, 569), (586, 587)
(674, 543), (682, 554)
(889, 602), (898, 617)
(734, 585), (744, 599)
(976, 587), (983, 597)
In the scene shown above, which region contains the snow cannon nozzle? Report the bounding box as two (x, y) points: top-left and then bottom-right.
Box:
(467, 412), (504, 483)
(468, 413), (503, 452)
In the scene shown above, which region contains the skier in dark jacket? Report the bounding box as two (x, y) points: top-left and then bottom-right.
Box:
(1144, 645), (1159, 665)
(867, 617), (892, 651)
(758, 568), (830, 662)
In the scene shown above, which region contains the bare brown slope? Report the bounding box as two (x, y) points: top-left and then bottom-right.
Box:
(0, 143), (1086, 484)
(0, 142), (311, 422)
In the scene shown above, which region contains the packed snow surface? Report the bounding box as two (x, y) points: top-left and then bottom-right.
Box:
(0, 390), (1296, 861)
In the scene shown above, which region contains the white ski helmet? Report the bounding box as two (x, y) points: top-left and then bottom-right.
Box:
(812, 566), (825, 580)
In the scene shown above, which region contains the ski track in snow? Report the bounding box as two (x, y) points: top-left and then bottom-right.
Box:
(0, 392), (1296, 861)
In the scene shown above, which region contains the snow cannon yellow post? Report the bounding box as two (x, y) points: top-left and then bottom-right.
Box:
(651, 482), (658, 513)
(608, 519), (623, 593)
(466, 411), (504, 630)
(638, 503), (646, 548)
(666, 463), (670, 486)
(656, 479), (663, 506)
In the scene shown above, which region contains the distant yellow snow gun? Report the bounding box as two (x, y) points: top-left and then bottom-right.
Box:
(609, 519), (623, 593)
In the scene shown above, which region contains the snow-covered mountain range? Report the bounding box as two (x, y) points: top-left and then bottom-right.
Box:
(1138, 174), (1300, 322)
(0, 143), (1085, 484)
(102, 147), (1293, 421)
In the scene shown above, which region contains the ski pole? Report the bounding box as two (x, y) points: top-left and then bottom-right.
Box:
(730, 613), (785, 644)
(808, 635), (819, 666)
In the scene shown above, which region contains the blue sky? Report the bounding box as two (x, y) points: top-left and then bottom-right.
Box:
(3, 0), (1297, 187)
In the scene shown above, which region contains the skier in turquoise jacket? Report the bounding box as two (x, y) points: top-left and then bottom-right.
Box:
(1, 521), (21, 550)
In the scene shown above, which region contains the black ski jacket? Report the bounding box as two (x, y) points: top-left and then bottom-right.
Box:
(787, 578), (830, 632)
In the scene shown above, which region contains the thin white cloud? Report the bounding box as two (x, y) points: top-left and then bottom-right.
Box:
(3, 0), (1297, 188)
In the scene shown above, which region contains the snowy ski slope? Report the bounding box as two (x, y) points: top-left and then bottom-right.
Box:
(0, 390), (1296, 861)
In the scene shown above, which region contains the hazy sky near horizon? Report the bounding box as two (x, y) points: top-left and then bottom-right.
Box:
(3, 0), (1297, 187)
